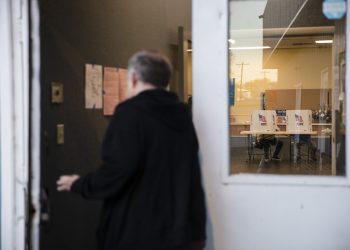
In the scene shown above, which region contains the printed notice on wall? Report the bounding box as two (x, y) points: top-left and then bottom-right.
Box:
(103, 67), (120, 115)
(103, 95), (119, 116)
(85, 64), (103, 109)
(119, 68), (129, 103)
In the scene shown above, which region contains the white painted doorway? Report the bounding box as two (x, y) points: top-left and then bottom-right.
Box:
(0, 0), (31, 249)
(192, 0), (350, 249)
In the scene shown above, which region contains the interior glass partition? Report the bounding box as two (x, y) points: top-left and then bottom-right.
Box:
(229, 0), (346, 176)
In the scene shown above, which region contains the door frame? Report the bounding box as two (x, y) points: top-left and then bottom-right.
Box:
(3, 0), (349, 248)
(29, 0), (41, 249)
(0, 0), (30, 249)
(0, 0), (16, 247)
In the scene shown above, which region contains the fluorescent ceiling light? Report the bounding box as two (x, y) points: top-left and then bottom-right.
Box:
(228, 39), (236, 44)
(229, 46), (271, 50)
(315, 40), (333, 44)
(187, 49), (192, 52)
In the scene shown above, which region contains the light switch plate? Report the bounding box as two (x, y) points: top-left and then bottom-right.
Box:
(52, 82), (63, 104)
(57, 124), (64, 145)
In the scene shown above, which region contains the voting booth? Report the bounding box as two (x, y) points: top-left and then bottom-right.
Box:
(250, 110), (276, 132)
(286, 110), (312, 132)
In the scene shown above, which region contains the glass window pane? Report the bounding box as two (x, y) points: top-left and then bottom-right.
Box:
(229, 0), (346, 176)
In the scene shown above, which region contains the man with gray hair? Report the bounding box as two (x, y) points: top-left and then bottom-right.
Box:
(57, 50), (206, 250)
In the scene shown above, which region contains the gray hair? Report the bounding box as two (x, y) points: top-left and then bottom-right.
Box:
(128, 50), (172, 88)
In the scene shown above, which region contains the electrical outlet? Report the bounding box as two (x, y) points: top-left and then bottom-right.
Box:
(52, 82), (63, 104)
(57, 124), (64, 145)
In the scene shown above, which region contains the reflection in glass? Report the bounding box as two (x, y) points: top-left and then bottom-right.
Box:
(229, 0), (346, 176)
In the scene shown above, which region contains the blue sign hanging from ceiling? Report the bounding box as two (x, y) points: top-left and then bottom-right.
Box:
(229, 78), (235, 106)
(323, 0), (346, 20)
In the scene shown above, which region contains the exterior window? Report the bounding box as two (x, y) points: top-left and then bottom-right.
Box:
(229, 0), (346, 176)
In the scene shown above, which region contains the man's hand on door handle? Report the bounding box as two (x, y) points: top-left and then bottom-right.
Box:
(57, 175), (80, 191)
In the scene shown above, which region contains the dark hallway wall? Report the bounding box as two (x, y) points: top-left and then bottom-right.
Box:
(40, 0), (191, 69)
(39, 1), (191, 249)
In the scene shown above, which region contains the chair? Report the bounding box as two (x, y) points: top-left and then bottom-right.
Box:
(291, 136), (313, 162)
(247, 135), (271, 161)
(286, 110), (313, 162)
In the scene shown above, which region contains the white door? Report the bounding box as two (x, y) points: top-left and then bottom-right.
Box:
(193, 0), (350, 249)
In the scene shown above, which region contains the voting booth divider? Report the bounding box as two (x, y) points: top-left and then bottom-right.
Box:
(286, 110), (312, 132)
(250, 110), (276, 132)
(247, 110), (314, 162)
(250, 110), (312, 133)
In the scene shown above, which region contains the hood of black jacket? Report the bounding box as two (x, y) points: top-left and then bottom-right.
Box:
(125, 89), (192, 131)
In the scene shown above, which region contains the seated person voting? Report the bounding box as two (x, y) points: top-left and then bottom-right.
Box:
(286, 110), (317, 161)
(251, 110), (283, 163)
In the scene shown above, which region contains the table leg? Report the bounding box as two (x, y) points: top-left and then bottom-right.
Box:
(289, 135), (292, 162)
(248, 134), (252, 161)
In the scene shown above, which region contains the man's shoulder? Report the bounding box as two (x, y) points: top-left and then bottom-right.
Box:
(111, 95), (150, 127)
(118, 93), (147, 109)
(113, 104), (139, 120)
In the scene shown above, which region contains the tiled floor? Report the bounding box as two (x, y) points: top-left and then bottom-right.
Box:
(231, 147), (332, 175)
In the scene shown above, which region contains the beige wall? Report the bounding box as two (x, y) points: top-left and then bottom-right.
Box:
(231, 47), (332, 123)
(265, 47), (332, 89)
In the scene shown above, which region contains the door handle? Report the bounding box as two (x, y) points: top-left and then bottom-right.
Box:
(40, 187), (50, 227)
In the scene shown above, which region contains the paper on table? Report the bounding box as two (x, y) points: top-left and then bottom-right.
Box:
(119, 68), (128, 102)
(85, 64), (103, 109)
(103, 67), (119, 115)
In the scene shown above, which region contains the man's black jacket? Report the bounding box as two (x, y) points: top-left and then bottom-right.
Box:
(71, 89), (206, 250)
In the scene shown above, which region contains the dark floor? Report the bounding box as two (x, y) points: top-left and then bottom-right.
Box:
(231, 147), (332, 175)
